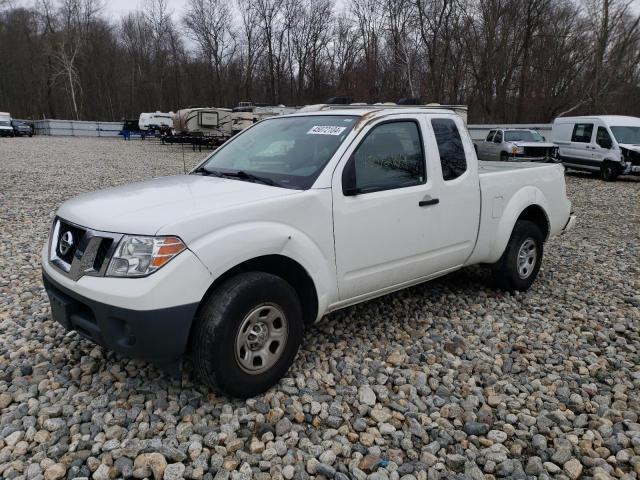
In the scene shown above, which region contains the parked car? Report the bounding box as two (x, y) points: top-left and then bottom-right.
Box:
(474, 128), (556, 162)
(42, 107), (575, 397)
(552, 115), (640, 180)
(119, 119), (146, 140)
(11, 119), (33, 137)
(0, 112), (14, 137)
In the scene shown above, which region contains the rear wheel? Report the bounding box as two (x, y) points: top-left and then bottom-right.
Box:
(600, 162), (620, 181)
(491, 220), (544, 291)
(191, 272), (303, 398)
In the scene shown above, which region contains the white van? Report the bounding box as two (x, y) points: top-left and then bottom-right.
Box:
(552, 115), (640, 180)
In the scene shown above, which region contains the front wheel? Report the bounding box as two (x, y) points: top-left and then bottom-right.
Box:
(491, 220), (544, 291)
(191, 272), (303, 398)
(500, 152), (509, 162)
(600, 162), (620, 181)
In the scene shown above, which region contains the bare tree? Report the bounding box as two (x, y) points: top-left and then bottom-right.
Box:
(184, 0), (236, 105)
(2, 0), (640, 122)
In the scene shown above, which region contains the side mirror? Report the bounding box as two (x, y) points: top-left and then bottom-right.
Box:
(542, 135), (547, 141)
(603, 139), (612, 149)
(342, 156), (359, 196)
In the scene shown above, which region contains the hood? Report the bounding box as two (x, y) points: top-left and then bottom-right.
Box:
(57, 174), (299, 235)
(619, 143), (640, 153)
(512, 141), (555, 148)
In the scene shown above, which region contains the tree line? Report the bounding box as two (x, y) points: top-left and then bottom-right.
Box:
(0, 0), (639, 124)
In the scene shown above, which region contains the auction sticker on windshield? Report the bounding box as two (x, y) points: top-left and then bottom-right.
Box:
(307, 126), (347, 135)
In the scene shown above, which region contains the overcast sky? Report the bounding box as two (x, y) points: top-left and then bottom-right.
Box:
(99, 0), (640, 18)
(103, 0), (187, 17)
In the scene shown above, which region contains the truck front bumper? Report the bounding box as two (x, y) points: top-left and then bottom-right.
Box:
(41, 243), (212, 371)
(43, 271), (199, 371)
(510, 155), (556, 163)
(623, 163), (640, 175)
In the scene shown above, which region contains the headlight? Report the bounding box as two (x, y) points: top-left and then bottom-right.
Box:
(106, 236), (186, 277)
(511, 145), (524, 155)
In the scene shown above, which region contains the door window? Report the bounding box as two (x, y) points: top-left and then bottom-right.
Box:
(596, 127), (613, 149)
(493, 131), (503, 143)
(343, 121), (425, 194)
(486, 130), (496, 141)
(432, 118), (467, 181)
(571, 123), (594, 143)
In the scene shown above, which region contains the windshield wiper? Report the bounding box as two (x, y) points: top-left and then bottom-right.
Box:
(192, 166), (222, 177)
(219, 170), (280, 187)
(193, 167), (280, 187)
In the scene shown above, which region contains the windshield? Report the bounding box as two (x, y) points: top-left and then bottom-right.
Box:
(610, 126), (640, 145)
(198, 115), (358, 189)
(504, 130), (544, 142)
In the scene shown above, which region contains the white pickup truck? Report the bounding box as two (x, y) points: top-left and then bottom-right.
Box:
(42, 107), (575, 397)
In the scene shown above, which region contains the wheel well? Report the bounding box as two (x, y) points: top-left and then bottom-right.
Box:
(200, 255), (319, 326)
(517, 205), (550, 240)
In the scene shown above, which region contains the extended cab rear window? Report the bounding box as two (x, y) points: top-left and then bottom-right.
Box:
(431, 118), (467, 181)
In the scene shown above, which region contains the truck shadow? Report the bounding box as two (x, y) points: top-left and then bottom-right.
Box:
(566, 170), (640, 183)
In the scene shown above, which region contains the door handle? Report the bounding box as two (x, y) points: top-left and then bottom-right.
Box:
(419, 197), (440, 207)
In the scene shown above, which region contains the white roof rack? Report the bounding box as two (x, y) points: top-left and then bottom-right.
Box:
(298, 103), (468, 124)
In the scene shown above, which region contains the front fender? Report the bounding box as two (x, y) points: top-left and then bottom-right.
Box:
(187, 222), (336, 319)
(488, 186), (550, 262)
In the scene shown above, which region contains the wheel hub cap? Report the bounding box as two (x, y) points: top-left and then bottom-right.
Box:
(235, 304), (288, 375)
(517, 238), (537, 279)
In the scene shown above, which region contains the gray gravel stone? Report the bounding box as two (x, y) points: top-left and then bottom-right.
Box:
(0, 138), (638, 480)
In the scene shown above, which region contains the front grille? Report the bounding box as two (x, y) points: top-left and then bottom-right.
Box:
(523, 146), (550, 157)
(50, 218), (122, 280)
(93, 238), (114, 271)
(56, 221), (86, 264)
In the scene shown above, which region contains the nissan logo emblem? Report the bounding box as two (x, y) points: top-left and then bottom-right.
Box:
(59, 231), (74, 256)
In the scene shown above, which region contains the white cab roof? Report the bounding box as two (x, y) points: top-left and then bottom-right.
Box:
(281, 107), (458, 119)
(554, 115), (640, 126)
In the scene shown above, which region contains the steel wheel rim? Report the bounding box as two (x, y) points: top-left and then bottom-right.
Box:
(517, 237), (537, 279)
(235, 303), (288, 375)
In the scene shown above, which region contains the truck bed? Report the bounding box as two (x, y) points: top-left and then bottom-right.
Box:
(478, 160), (559, 174)
(467, 160), (571, 265)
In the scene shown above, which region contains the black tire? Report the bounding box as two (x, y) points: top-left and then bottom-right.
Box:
(191, 272), (303, 398)
(600, 162), (619, 181)
(500, 152), (509, 162)
(491, 220), (544, 291)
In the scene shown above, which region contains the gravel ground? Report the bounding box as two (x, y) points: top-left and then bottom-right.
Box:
(0, 136), (639, 480)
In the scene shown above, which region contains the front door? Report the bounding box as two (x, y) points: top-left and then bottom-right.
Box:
(491, 130), (504, 160)
(593, 125), (614, 165)
(331, 115), (479, 301)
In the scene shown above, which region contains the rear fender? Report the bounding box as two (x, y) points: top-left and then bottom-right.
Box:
(488, 186), (550, 262)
